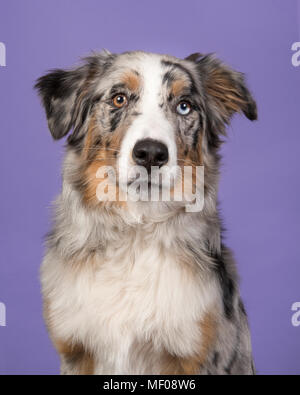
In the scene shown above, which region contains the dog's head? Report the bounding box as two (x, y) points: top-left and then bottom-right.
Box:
(35, 51), (257, 208)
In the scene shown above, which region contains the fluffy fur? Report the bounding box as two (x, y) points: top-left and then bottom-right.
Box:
(35, 50), (257, 375)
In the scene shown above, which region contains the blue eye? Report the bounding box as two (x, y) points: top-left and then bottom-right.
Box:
(176, 101), (191, 116)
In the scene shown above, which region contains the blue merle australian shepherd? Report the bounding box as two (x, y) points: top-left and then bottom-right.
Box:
(35, 50), (257, 375)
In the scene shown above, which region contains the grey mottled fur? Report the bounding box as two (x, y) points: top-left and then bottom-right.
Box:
(36, 51), (257, 375)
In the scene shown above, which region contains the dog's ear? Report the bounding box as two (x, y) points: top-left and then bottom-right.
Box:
(35, 66), (89, 141)
(185, 53), (257, 126)
(35, 51), (114, 142)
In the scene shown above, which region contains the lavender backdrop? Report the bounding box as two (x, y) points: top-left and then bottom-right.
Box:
(0, 0), (299, 375)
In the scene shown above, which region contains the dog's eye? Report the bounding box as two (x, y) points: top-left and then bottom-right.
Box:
(112, 94), (128, 108)
(176, 101), (191, 116)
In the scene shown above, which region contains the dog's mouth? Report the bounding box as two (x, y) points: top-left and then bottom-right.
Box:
(126, 170), (171, 189)
(116, 163), (182, 203)
(127, 175), (159, 186)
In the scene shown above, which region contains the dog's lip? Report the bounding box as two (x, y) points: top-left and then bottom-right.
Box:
(127, 178), (161, 187)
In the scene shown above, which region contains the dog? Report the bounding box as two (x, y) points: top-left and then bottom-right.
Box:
(35, 50), (257, 375)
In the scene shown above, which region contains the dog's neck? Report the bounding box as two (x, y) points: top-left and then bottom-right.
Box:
(48, 172), (221, 265)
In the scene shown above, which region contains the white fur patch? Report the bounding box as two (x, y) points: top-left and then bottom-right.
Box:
(42, 207), (221, 373)
(118, 54), (178, 189)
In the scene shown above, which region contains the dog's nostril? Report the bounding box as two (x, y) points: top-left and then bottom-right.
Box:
(132, 139), (169, 169)
(155, 152), (167, 163)
(135, 149), (147, 160)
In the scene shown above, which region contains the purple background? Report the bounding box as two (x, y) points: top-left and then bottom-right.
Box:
(0, 0), (299, 375)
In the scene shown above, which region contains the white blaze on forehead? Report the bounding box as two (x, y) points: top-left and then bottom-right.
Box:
(119, 54), (178, 184)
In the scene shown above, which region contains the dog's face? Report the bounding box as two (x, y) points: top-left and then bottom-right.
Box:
(36, 51), (257, 207)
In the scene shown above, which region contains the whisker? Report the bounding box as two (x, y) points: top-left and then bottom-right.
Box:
(84, 147), (121, 153)
(80, 157), (118, 165)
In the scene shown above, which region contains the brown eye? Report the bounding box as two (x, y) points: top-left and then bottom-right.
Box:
(112, 94), (127, 108)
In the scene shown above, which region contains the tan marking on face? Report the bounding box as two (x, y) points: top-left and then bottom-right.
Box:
(194, 131), (204, 167)
(171, 78), (189, 97)
(81, 119), (128, 208)
(82, 115), (97, 160)
(171, 131), (203, 199)
(121, 71), (140, 92)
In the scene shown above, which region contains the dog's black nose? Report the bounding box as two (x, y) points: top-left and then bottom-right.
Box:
(132, 139), (169, 170)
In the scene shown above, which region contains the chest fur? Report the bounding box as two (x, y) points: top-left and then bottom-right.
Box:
(43, 236), (220, 373)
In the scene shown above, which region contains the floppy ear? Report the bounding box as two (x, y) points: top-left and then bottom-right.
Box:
(35, 51), (114, 142)
(35, 66), (89, 141)
(186, 53), (257, 127)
